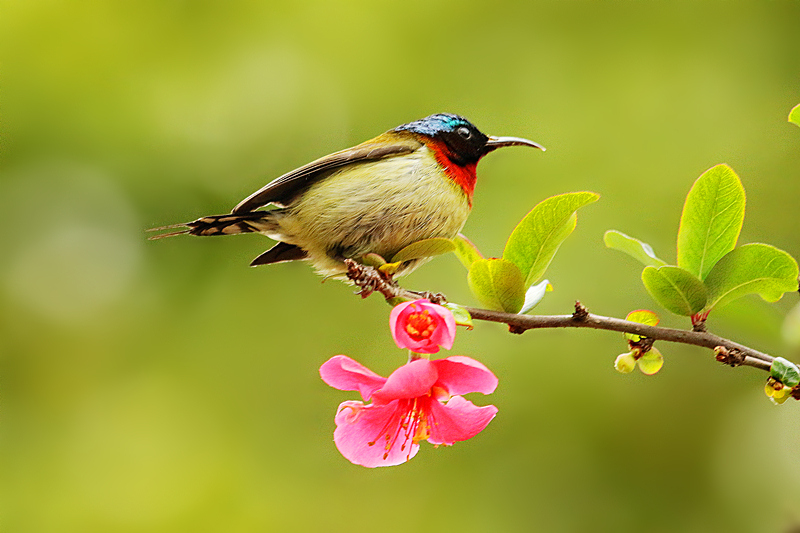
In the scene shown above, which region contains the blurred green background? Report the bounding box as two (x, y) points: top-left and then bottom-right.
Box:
(2, 1), (800, 531)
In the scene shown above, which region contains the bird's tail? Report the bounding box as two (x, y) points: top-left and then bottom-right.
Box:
(147, 211), (277, 240)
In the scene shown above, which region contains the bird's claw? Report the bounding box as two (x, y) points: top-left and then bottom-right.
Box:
(345, 259), (398, 299)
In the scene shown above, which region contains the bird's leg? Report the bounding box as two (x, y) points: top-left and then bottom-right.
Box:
(344, 259), (402, 300)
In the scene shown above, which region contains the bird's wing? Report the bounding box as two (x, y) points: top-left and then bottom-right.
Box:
(232, 134), (423, 213)
(250, 242), (308, 266)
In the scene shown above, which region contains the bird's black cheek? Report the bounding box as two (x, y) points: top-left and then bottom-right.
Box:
(445, 143), (482, 166)
(437, 131), (487, 166)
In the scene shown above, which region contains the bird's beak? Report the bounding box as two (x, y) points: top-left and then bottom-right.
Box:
(484, 136), (546, 153)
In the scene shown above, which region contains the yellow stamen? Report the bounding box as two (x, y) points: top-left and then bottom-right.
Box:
(405, 310), (436, 340)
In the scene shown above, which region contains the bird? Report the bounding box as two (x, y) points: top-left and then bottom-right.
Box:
(149, 113), (545, 279)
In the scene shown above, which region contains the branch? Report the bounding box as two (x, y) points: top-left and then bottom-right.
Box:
(343, 260), (777, 372)
(464, 303), (773, 371)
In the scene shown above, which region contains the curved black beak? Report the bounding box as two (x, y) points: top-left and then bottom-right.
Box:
(484, 135), (546, 154)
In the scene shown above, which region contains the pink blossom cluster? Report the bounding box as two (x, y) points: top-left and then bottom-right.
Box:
(320, 300), (498, 468)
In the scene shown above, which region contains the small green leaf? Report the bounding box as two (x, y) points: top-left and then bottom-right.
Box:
(385, 296), (406, 307)
(504, 192), (599, 287)
(677, 164), (745, 280)
(770, 357), (800, 388)
(637, 347), (664, 375)
(626, 309), (660, 326)
(360, 253), (387, 268)
(390, 238), (456, 264)
(642, 265), (707, 316)
(624, 309), (660, 342)
(442, 302), (474, 329)
(765, 377), (792, 404)
(604, 230), (666, 268)
(452, 233), (484, 270)
(790, 104), (800, 128)
(467, 258), (526, 313)
(703, 243), (799, 311)
(519, 279), (552, 314)
(615, 351), (637, 374)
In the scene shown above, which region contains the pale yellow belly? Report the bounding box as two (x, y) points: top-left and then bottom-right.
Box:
(273, 147), (471, 276)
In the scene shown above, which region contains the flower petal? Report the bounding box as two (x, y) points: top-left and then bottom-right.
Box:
(427, 304), (456, 350)
(389, 300), (417, 350)
(399, 336), (440, 355)
(333, 400), (420, 467)
(373, 359), (439, 403)
(373, 358), (438, 402)
(319, 355), (386, 401)
(427, 395), (498, 445)
(432, 356), (499, 396)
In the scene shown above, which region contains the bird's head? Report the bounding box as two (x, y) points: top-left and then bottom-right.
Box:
(395, 113), (544, 166)
(395, 113), (544, 201)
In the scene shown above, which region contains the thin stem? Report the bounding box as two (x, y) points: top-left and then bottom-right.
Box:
(464, 304), (774, 371)
(343, 260), (780, 373)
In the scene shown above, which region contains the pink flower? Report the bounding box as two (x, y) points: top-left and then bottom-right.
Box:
(320, 355), (498, 467)
(390, 299), (456, 354)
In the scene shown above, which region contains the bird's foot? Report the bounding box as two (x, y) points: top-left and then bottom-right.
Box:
(344, 259), (401, 300)
(344, 259), (447, 305)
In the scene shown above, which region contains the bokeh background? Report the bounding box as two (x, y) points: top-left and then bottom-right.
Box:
(2, 1), (800, 531)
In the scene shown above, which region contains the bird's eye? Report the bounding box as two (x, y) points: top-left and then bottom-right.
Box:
(457, 126), (471, 138)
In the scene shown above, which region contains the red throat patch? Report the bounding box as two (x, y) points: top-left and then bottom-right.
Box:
(424, 140), (478, 205)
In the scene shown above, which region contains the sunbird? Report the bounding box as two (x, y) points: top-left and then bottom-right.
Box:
(150, 113), (544, 277)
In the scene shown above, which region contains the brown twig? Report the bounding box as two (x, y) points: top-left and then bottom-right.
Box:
(344, 261), (778, 372)
(464, 305), (774, 371)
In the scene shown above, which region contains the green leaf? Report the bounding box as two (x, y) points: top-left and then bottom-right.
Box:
(626, 309), (660, 326)
(766, 380), (792, 404)
(360, 253), (387, 268)
(503, 192), (600, 287)
(624, 309), (660, 342)
(642, 265), (707, 316)
(677, 164), (745, 280)
(390, 238), (456, 264)
(604, 230), (666, 268)
(614, 351), (637, 374)
(442, 302), (474, 329)
(452, 233), (483, 270)
(771, 357), (800, 388)
(467, 258), (526, 313)
(637, 347), (664, 375)
(703, 243), (799, 311)
(519, 279), (552, 314)
(385, 296), (406, 307)
(790, 104), (800, 128)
